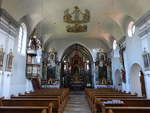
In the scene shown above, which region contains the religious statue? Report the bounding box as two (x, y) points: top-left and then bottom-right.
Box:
(72, 6), (81, 22)
(121, 69), (126, 83)
(83, 9), (90, 22)
(47, 48), (57, 80)
(139, 71), (146, 97)
(47, 78), (53, 85)
(100, 77), (107, 85)
(0, 47), (4, 70)
(28, 35), (41, 50)
(64, 9), (72, 23)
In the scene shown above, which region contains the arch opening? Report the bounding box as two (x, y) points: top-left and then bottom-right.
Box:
(18, 23), (27, 56)
(60, 43), (93, 90)
(129, 63), (146, 96)
(115, 69), (122, 90)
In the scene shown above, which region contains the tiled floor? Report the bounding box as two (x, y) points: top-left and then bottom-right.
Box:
(63, 91), (92, 113)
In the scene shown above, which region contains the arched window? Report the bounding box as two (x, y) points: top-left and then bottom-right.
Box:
(128, 21), (135, 37)
(113, 40), (117, 50)
(17, 23), (27, 55)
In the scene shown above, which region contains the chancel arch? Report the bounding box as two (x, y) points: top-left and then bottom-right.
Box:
(60, 43), (93, 90)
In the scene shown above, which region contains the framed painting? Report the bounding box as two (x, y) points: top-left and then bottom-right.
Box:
(6, 50), (14, 72)
(143, 52), (150, 70)
(0, 48), (4, 70)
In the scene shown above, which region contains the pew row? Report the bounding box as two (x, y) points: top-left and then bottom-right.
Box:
(0, 106), (50, 113)
(1, 99), (53, 113)
(103, 107), (150, 113)
(10, 88), (70, 113)
(85, 88), (146, 113)
(96, 99), (150, 113)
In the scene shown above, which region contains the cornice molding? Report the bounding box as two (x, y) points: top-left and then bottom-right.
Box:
(138, 24), (150, 38)
(0, 8), (19, 37)
(0, 8), (19, 28)
(135, 10), (150, 27)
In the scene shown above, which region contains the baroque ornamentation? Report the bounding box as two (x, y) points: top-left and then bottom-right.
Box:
(63, 6), (90, 33)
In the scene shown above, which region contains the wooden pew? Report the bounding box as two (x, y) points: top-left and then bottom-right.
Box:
(96, 99), (150, 113)
(11, 88), (69, 113)
(0, 106), (49, 113)
(86, 90), (135, 102)
(1, 99), (54, 113)
(22, 88), (69, 108)
(90, 95), (143, 113)
(103, 107), (150, 113)
(85, 88), (133, 104)
(91, 94), (138, 105)
(85, 88), (145, 113)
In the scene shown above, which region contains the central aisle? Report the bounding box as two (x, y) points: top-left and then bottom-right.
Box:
(63, 91), (92, 113)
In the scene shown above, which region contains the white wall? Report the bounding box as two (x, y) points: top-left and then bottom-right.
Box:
(0, 22), (33, 98)
(10, 35), (33, 96)
(111, 28), (145, 96)
(111, 12), (150, 98)
(129, 64), (142, 96)
(0, 29), (15, 98)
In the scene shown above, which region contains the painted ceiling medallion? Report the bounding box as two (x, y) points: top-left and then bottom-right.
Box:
(64, 6), (90, 33)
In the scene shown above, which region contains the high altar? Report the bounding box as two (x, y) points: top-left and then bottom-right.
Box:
(70, 54), (84, 90)
(60, 44), (93, 90)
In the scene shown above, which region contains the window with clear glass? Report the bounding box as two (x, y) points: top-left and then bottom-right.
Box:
(17, 23), (27, 55)
(113, 40), (117, 50)
(128, 21), (135, 37)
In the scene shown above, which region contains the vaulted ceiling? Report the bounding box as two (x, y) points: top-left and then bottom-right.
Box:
(1, 0), (150, 50)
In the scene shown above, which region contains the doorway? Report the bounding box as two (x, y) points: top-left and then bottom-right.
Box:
(129, 63), (146, 96)
(115, 69), (122, 90)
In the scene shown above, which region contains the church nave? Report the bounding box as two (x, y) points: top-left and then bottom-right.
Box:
(1, 0), (150, 113)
